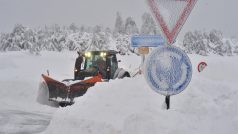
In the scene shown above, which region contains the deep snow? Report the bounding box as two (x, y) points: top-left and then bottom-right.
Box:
(0, 50), (140, 134)
(0, 51), (78, 134)
(1, 50), (238, 134)
(43, 53), (238, 134)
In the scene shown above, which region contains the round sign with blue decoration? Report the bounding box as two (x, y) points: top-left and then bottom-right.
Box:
(144, 45), (192, 96)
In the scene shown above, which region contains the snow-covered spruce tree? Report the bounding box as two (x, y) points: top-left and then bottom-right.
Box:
(8, 24), (26, 51)
(232, 38), (238, 55)
(49, 33), (67, 52)
(65, 33), (79, 51)
(105, 27), (112, 35)
(93, 25), (103, 33)
(105, 27), (113, 39)
(182, 31), (208, 56)
(208, 30), (233, 56)
(124, 17), (139, 35)
(87, 26), (110, 51)
(0, 35), (1, 51)
(79, 25), (86, 33)
(182, 30), (234, 56)
(208, 29), (223, 55)
(140, 12), (157, 35)
(234, 45), (238, 55)
(113, 12), (125, 37)
(0, 33), (10, 51)
(41, 24), (70, 51)
(182, 31), (194, 54)
(69, 23), (79, 33)
(223, 39), (233, 56)
(0, 24), (39, 51)
(194, 30), (208, 55)
(66, 32), (92, 52)
(115, 34), (131, 55)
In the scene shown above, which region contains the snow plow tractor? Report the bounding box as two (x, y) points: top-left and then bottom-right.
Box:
(40, 50), (130, 107)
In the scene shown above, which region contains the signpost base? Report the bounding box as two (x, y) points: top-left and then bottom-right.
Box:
(165, 96), (170, 110)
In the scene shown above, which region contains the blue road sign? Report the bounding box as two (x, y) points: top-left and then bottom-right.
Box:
(131, 35), (165, 47)
(144, 45), (192, 96)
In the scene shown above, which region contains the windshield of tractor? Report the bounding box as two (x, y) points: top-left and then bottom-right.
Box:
(84, 54), (106, 70)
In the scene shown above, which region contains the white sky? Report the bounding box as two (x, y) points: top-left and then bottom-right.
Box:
(0, 0), (237, 38)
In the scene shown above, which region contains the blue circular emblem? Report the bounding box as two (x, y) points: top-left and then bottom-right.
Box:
(144, 45), (192, 96)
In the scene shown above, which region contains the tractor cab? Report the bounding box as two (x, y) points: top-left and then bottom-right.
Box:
(75, 50), (119, 80)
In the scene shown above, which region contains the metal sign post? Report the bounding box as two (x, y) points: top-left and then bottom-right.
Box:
(165, 96), (170, 110)
(139, 54), (146, 74)
(131, 35), (165, 74)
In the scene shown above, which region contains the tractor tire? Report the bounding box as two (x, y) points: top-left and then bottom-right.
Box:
(113, 68), (131, 79)
(121, 71), (130, 78)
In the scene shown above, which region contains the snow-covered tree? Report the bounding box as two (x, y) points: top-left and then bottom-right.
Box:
(124, 17), (139, 35)
(115, 34), (131, 55)
(69, 23), (79, 33)
(0, 34), (11, 51)
(234, 46), (238, 55)
(113, 12), (125, 36)
(79, 25), (86, 33)
(181, 30), (234, 56)
(183, 31), (208, 55)
(141, 13), (157, 35)
(66, 32), (92, 51)
(105, 27), (112, 35)
(223, 39), (233, 56)
(88, 31), (109, 51)
(1, 23), (238, 56)
(93, 25), (103, 33)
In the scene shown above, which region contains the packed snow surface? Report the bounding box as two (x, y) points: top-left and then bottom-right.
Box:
(43, 54), (238, 134)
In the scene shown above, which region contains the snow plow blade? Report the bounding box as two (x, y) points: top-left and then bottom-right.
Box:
(41, 74), (102, 103)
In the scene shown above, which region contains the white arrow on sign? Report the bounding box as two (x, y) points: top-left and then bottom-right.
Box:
(147, 0), (198, 44)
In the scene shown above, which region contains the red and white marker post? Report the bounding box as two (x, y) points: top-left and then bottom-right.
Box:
(198, 62), (207, 73)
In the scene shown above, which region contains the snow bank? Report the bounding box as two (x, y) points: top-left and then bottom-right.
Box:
(44, 55), (238, 134)
(0, 51), (75, 133)
(0, 51), (76, 110)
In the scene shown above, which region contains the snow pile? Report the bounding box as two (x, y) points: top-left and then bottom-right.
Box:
(0, 51), (77, 110)
(43, 55), (238, 134)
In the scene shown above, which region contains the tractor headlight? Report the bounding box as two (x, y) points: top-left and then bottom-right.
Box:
(85, 52), (91, 57)
(100, 52), (107, 57)
(100, 52), (104, 57)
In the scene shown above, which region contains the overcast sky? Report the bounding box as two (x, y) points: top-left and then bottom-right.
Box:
(0, 0), (237, 38)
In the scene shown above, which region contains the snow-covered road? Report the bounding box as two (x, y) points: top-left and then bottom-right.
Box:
(0, 109), (51, 134)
